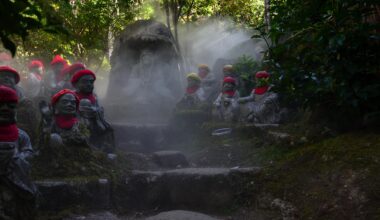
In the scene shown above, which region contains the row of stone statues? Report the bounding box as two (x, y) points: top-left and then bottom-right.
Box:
(176, 64), (281, 124)
(0, 55), (114, 219)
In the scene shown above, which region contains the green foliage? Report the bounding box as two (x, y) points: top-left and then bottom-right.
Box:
(218, 0), (265, 27)
(21, 0), (134, 63)
(264, 0), (380, 122)
(233, 55), (261, 96)
(262, 132), (380, 219)
(0, 0), (63, 55)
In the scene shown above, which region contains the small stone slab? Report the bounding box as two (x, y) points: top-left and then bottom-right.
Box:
(146, 210), (220, 220)
(152, 151), (189, 168)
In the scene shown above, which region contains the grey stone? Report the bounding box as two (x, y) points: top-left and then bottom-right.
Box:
(145, 210), (220, 220)
(152, 151), (189, 168)
(36, 178), (110, 212)
(63, 211), (120, 220)
(116, 167), (262, 213)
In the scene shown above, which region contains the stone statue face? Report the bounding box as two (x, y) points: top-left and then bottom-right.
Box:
(31, 66), (44, 75)
(0, 102), (17, 125)
(0, 72), (16, 88)
(140, 50), (154, 66)
(222, 82), (235, 92)
(256, 77), (269, 87)
(187, 78), (200, 88)
(52, 63), (64, 76)
(55, 94), (77, 115)
(75, 75), (95, 94)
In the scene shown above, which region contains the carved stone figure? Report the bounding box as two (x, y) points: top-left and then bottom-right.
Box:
(239, 71), (280, 124)
(222, 64), (242, 91)
(106, 20), (183, 122)
(0, 85), (37, 220)
(25, 60), (44, 99)
(213, 77), (240, 122)
(72, 70), (115, 152)
(176, 73), (205, 110)
(197, 64), (219, 102)
(44, 55), (68, 96)
(57, 62), (86, 90)
(0, 66), (25, 99)
(0, 66), (39, 144)
(48, 89), (89, 147)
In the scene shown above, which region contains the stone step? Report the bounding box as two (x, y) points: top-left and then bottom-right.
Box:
(145, 210), (221, 220)
(36, 167), (262, 215)
(115, 167), (262, 213)
(36, 178), (111, 212)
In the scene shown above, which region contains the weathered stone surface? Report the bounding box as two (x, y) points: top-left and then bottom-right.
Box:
(63, 211), (120, 220)
(112, 123), (166, 152)
(152, 151), (189, 168)
(125, 152), (159, 170)
(36, 178), (110, 211)
(145, 210), (220, 220)
(117, 167), (262, 213)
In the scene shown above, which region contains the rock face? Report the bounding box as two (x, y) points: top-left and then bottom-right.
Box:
(152, 151), (189, 168)
(116, 167), (262, 213)
(146, 210), (220, 220)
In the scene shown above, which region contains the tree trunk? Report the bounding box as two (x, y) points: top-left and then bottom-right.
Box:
(264, 0), (271, 32)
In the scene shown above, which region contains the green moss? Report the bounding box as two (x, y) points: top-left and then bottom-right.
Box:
(261, 132), (380, 219)
(32, 146), (130, 180)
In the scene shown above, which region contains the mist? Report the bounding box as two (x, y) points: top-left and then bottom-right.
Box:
(102, 17), (267, 125)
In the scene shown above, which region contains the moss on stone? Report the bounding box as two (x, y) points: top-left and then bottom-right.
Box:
(260, 132), (380, 219)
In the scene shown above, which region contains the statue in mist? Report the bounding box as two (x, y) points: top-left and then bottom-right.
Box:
(106, 20), (183, 123)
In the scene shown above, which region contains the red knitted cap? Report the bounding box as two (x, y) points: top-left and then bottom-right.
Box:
(59, 63), (86, 81)
(71, 69), (96, 85)
(51, 89), (79, 107)
(28, 60), (44, 70)
(255, 71), (270, 78)
(0, 85), (18, 103)
(223, 76), (236, 84)
(50, 55), (67, 66)
(0, 66), (20, 84)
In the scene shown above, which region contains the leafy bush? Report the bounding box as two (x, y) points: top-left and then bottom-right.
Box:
(233, 55), (262, 96)
(262, 0), (380, 125)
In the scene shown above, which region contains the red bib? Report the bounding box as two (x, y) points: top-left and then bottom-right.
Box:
(253, 86), (269, 95)
(223, 90), (236, 97)
(54, 115), (78, 129)
(0, 123), (19, 142)
(186, 86), (200, 94)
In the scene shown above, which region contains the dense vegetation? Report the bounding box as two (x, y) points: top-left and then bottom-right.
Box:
(264, 0), (379, 127)
(1, 0), (379, 124)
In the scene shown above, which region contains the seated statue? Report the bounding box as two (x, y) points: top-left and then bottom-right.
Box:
(239, 71), (280, 124)
(71, 69), (115, 153)
(197, 64), (218, 102)
(56, 62), (86, 90)
(0, 66), (25, 100)
(44, 55), (68, 97)
(213, 76), (240, 122)
(0, 85), (37, 220)
(0, 66), (39, 144)
(44, 89), (90, 147)
(176, 73), (206, 110)
(25, 60), (45, 99)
